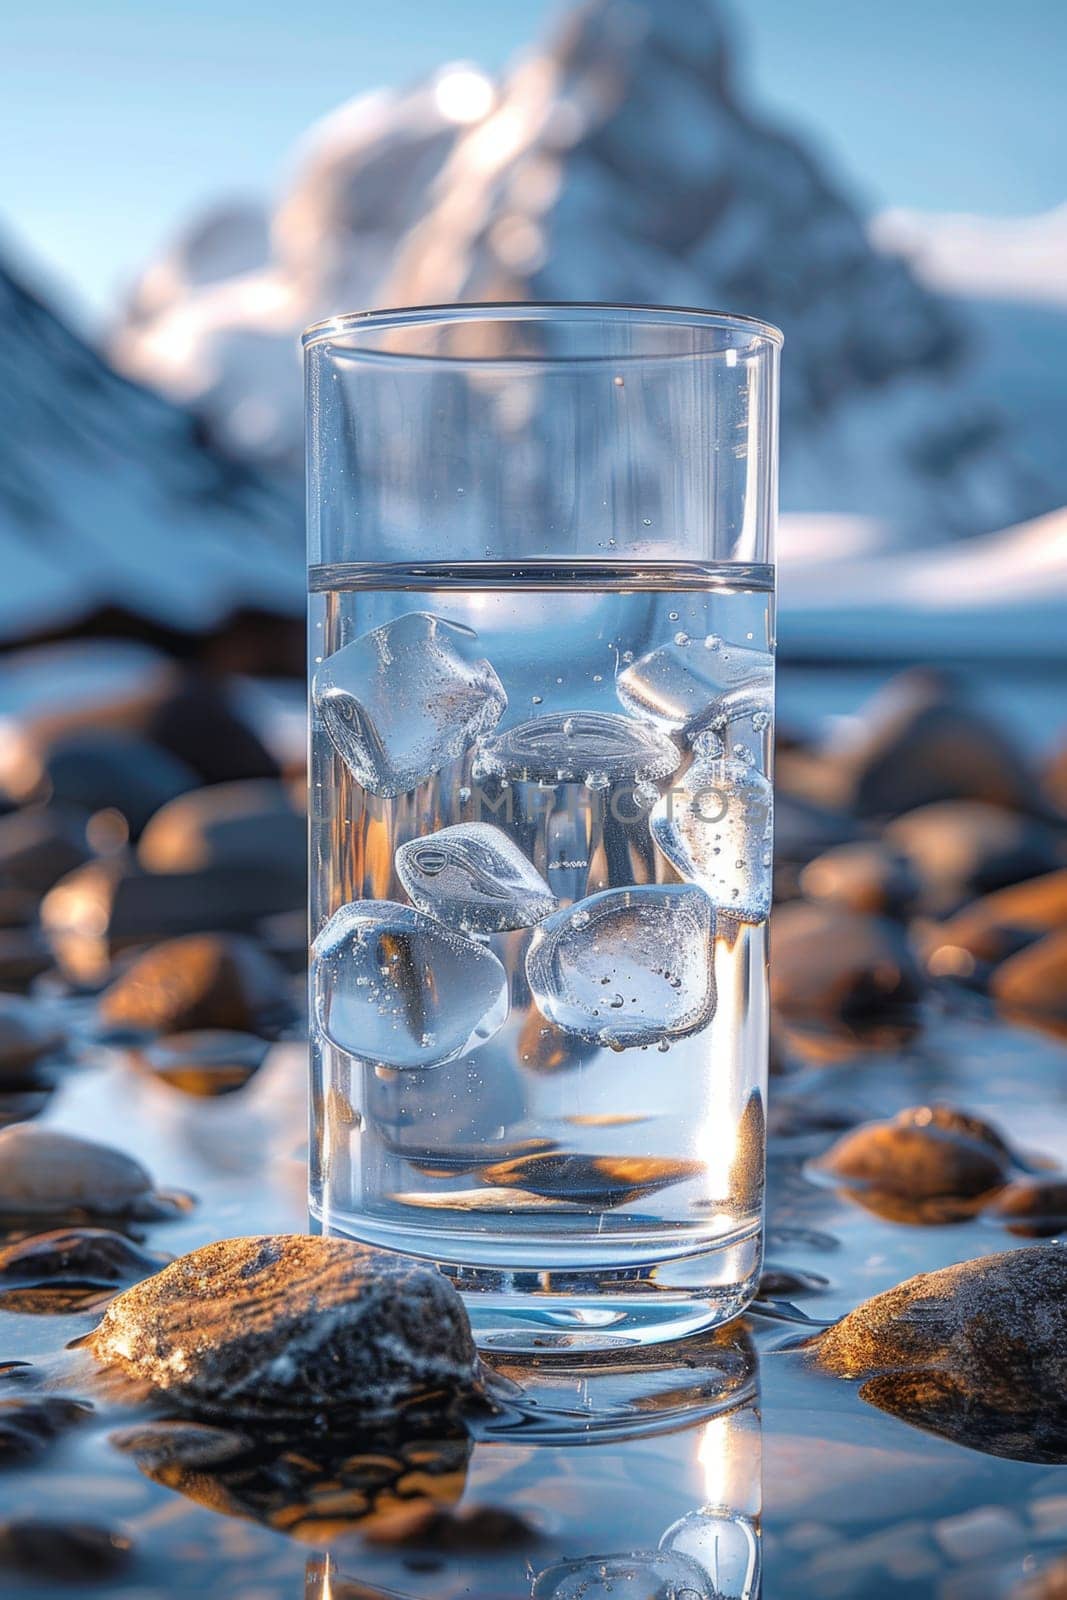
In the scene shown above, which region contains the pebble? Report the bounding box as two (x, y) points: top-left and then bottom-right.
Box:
(0, 1125), (184, 1221)
(824, 669), (1035, 818)
(884, 801), (1060, 915)
(1014, 1558), (1067, 1600)
(98, 933), (292, 1036)
(32, 730), (199, 837)
(0, 1518), (132, 1581)
(0, 1228), (171, 1288)
(799, 840), (921, 919)
(813, 1243), (1067, 1460)
(89, 1235), (479, 1422)
(992, 930), (1067, 1025)
(141, 671), (280, 785)
(984, 1178), (1067, 1236)
(138, 778), (304, 888)
(771, 903), (924, 1026)
(0, 1395), (93, 1464)
(477, 1153), (703, 1207)
(128, 1030), (271, 1095)
(361, 1502), (541, 1550)
(926, 870), (1067, 974)
(0, 806), (90, 894)
(813, 1104), (1014, 1213)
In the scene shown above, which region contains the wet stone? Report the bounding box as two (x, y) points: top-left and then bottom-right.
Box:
(992, 930), (1067, 1025)
(362, 1502), (541, 1551)
(0, 1395), (93, 1465)
(0, 1518), (131, 1581)
(813, 1104), (1016, 1221)
(650, 755), (772, 921)
(129, 1030), (271, 1095)
(0, 1125), (186, 1222)
(99, 933), (292, 1037)
(759, 1266), (831, 1298)
(926, 869), (1067, 972)
(0, 1228), (171, 1289)
(89, 1235), (479, 1422)
(799, 840), (921, 919)
(138, 778), (304, 891)
(525, 884), (716, 1048)
(0, 805), (91, 895)
(396, 822), (556, 933)
(472, 709), (680, 787)
(0, 993), (65, 1086)
(884, 801), (1061, 916)
(771, 903), (924, 1027)
(984, 1178), (1067, 1236)
(616, 635), (773, 736)
(812, 1243), (1067, 1461)
(32, 730), (199, 838)
(312, 900), (508, 1069)
(314, 611), (506, 797)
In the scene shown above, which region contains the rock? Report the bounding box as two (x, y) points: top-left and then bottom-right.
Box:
(812, 1104), (1016, 1223)
(362, 1502), (541, 1550)
(1042, 741), (1067, 819)
(128, 1030), (271, 1095)
(926, 871), (1067, 974)
(89, 1235), (479, 1422)
(812, 1243), (1067, 1460)
(0, 994), (65, 1085)
(0, 806), (90, 894)
(138, 779), (303, 889)
(0, 1088), (53, 1128)
(33, 731), (199, 838)
(799, 841), (921, 918)
(42, 858), (303, 984)
(823, 669), (1036, 818)
(0, 1396), (92, 1464)
(0, 1125), (185, 1221)
(140, 673), (280, 786)
(97, 933), (292, 1036)
(0, 1519), (132, 1580)
(884, 802), (1061, 915)
(984, 1179), (1067, 1237)
(770, 903), (924, 1026)
(992, 931), (1067, 1024)
(759, 1267), (829, 1299)
(772, 795), (861, 901)
(0, 1228), (171, 1288)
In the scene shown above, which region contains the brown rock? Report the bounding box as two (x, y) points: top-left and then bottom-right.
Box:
(138, 779), (303, 886)
(770, 903), (924, 1025)
(1015, 1556), (1067, 1600)
(812, 1244), (1067, 1460)
(0, 1228), (170, 1289)
(128, 1030), (271, 1095)
(823, 669), (1035, 818)
(992, 930), (1067, 1023)
(0, 1519), (132, 1580)
(799, 841), (920, 918)
(478, 1153), (703, 1207)
(0, 1396), (93, 1464)
(927, 870), (1067, 977)
(985, 1179), (1067, 1237)
(813, 1105), (1012, 1218)
(362, 1501), (540, 1550)
(89, 1235), (478, 1422)
(0, 1125), (184, 1221)
(884, 801), (1061, 916)
(0, 807), (90, 895)
(98, 933), (290, 1036)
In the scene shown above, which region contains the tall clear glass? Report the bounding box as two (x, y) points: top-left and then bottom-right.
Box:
(305, 303), (781, 1351)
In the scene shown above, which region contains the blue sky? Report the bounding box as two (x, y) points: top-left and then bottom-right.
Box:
(3, 0), (1063, 322)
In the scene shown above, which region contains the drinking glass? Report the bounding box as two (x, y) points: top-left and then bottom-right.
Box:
(306, 303), (781, 1351)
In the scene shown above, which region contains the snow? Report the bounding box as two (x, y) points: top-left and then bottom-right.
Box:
(871, 204), (1067, 311)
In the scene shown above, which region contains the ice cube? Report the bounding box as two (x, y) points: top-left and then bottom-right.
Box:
(525, 884), (716, 1048)
(313, 611), (506, 797)
(395, 821), (556, 933)
(650, 757), (773, 923)
(617, 638), (772, 738)
(472, 710), (680, 787)
(660, 1508), (760, 1600)
(532, 1550), (715, 1600)
(311, 899), (508, 1069)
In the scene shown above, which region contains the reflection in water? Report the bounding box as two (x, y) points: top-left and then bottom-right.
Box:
(306, 1342), (761, 1600)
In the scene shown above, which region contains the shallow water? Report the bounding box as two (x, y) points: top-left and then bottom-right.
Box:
(3, 993), (1067, 1599)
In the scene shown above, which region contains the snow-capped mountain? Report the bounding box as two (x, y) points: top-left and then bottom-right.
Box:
(0, 245), (301, 643)
(110, 0), (1054, 538)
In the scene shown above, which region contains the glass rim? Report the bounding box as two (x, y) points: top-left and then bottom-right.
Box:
(301, 300), (784, 357)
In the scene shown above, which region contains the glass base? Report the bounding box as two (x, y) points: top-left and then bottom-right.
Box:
(312, 1208), (761, 1353)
